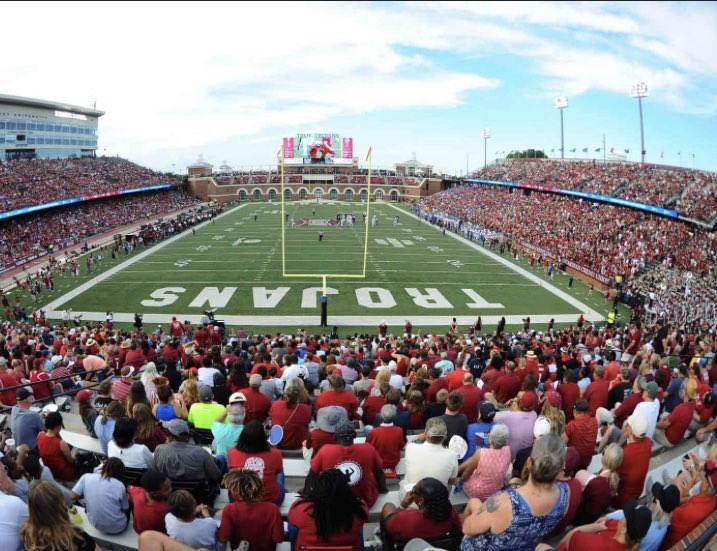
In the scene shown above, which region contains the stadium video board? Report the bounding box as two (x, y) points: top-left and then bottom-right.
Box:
(282, 133), (353, 165)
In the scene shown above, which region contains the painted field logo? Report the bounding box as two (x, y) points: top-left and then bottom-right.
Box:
(375, 238), (413, 248)
(293, 219), (340, 227)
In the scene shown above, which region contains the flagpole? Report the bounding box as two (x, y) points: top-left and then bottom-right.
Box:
(603, 134), (606, 163)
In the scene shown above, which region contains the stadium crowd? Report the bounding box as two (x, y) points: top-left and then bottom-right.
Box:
(471, 160), (717, 223)
(415, 185), (717, 281)
(213, 169), (418, 187)
(0, 157), (180, 213)
(0, 310), (716, 551)
(0, 190), (201, 273)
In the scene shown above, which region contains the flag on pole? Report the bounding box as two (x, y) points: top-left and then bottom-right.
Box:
(570, 148), (576, 153)
(582, 148), (588, 153)
(624, 149), (630, 154)
(550, 149), (555, 153)
(594, 148), (601, 152)
(365, 146), (372, 162)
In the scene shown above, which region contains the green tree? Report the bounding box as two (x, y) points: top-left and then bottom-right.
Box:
(506, 149), (546, 159)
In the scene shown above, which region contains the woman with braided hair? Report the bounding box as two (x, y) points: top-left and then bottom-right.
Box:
(380, 477), (461, 547)
(288, 468), (368, 550)
(217, 469), (283, 551)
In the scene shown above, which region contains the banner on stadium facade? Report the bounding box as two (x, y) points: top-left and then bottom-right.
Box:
(282, 134), (353, 165)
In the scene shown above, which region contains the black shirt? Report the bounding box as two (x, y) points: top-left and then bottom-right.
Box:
(439, 413), (468, 446)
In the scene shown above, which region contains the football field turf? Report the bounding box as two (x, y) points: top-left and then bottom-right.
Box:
(40, 201), (607, 334)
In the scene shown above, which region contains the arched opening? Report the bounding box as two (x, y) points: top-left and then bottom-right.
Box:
(268, 189), (277, 201)
(344, 189), (354, 201)
(252, 189), (262, 200)
(390, 190), (399, 202)
(299, 188), (308, 200)
(360, 189), (368, 202)
(329, 188), (338, 200)
(238, 190), (247, 201)
(314, 189), (323, 200)
(284, 188), (292, 201)
(375, 189), (384, 201)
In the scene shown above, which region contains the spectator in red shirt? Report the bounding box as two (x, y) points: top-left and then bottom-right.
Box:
(314, 374), (359, 419)
(243, 374), (272, 424)
(289, 468), (369, 551)
(218, 469), (284, 551)
(614, 414), (652, 508)
(562, 398), (598, 470)
(654, 378), (697, 448)
(490, 361), (521, 405)
(584, 365), (609, 416)
(362, 382), (388, 425)
(612, 376), (645, 428)
(456, 373), (484, 423)
(268, 385), (311, 450)
(127, 471), (171, 534)
(308, 422), (387, 508)
(304, 405), (346, 458)
(0, 357), (18, 407)
(660, 459), (717, 550)
(366, 404), (406, 470)
(112, 365), (135, 403)
(425, 368), (449, 403)
(558, 370), (581, 422)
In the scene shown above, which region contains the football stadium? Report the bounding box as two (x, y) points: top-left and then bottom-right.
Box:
(1, 3), (717, 551)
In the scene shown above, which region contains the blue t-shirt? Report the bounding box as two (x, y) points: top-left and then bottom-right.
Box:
(72, 473), (129, 534)
(664, 378), (685, 413)
(464, 421), (494, 462)
(607, 510), (667, 551)
(93, 417), (116, 455)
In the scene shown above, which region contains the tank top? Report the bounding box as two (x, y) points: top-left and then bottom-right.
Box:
(463, 446), (512, 500)
(461, 482), (569, 551)
(155, 403), (177, 421)
(37, 432), (76, 481)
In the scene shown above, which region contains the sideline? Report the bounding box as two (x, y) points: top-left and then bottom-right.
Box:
(41, 203), (247, 315)
(388, 203), (604, 321)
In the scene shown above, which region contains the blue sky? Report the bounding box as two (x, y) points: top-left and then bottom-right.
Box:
(2, 1), (716, 174)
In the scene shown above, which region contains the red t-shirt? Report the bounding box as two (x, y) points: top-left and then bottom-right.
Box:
(661, 495), (717, 550)
(557, 519), (626, 551)
(311, 443), (383, 507)
(614, 392), (642, 428)
(457, 385), (484, 423)
(218, 501), (284, 551)
(426, 378), (449, 403)
(30, 369), (53, 401)
(584, 379), (609, 416)
(288, 499), (368, 551)
(446, 370), (464, 392)
(314, 390), (359, 419)
(558, 382), (580, 422)
(227, 448), (284, 503)
(127, 486), (169, 534)
(268, 400), (311, 450)
(366, 425), (404, 469)
(362, 396), (386, 425)
(305, 429), (336, 457)
(614, 437), (651, 508)
(564, 415), (598, 469)
(665, 401), (697, 445)
(495, 373), (521, 404)
(0, 371), (18, 406)
(384, 507), (461, 540)
(243, 387), (272, 424)
(37, 432), (76, 481)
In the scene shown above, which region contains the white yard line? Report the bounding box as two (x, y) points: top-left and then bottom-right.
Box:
(388, 204), (604, 321)
(40, 203), (248, 312)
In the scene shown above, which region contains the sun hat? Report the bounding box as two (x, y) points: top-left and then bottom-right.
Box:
(316, 406), (348, 433)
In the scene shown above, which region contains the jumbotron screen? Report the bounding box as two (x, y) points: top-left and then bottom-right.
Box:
(282, 133), (353, 165)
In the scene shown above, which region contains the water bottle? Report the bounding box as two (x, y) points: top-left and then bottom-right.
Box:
(68, 505), (83, 525)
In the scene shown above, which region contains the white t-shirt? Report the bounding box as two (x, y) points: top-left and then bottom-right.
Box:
(197, 367), (220, 387)
(0, 493), (27, 551)
(403, 441), (458, 493)
(633, 399), (660, 440)
(165, 513), (218, 549)
(108, 441), (155, 469)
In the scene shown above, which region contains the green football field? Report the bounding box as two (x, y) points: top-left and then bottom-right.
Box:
(38, 201), (610, 334)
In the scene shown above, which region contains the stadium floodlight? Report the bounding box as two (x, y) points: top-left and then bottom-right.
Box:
(553, 97), (568, 160)
(630, 82), (648, 164)
(481, 128), (491, 169)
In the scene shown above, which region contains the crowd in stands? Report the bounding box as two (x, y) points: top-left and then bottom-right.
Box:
(1, 310), (716, 551)
(0, 157), (180, 214)
(213, 169), (418, 187)
(471, 160), (717, 223)
(415, 185), (717, 282)
(0, 190), (201, 273)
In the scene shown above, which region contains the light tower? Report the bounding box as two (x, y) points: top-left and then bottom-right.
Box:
(553, 96), (568, 159)
(481, 128), (491, 169)
(630, 82), (649, 164)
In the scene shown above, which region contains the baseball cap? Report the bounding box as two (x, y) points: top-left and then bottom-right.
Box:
(651, 482), (680, 513)
(0, 357), (8, 367)
(121, 366), (135, 378)
(334, 422), (357, 441)
(228, 391), (247, 404)
(623, 498), (652, 541)
(199, 385), (214, 401)
(425, 417), (448, 440)
(163, 419), (190, 437)
(544, 389), (562, 408)
(316, 406), (348, 433)
(478, 401), (497, 423)
(519, 392), (537, 411)
(249, 374), (263, 387)
(596, 407), (615, 426)
(76, 389), (93, 403)
(645, 381), (659, 399)
(533, 416), (552, 438)
(16, 387), (33, 401)
(626, 414), (648, 438)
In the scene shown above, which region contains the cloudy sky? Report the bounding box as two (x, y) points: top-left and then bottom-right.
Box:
(4, 1), (716, 174)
